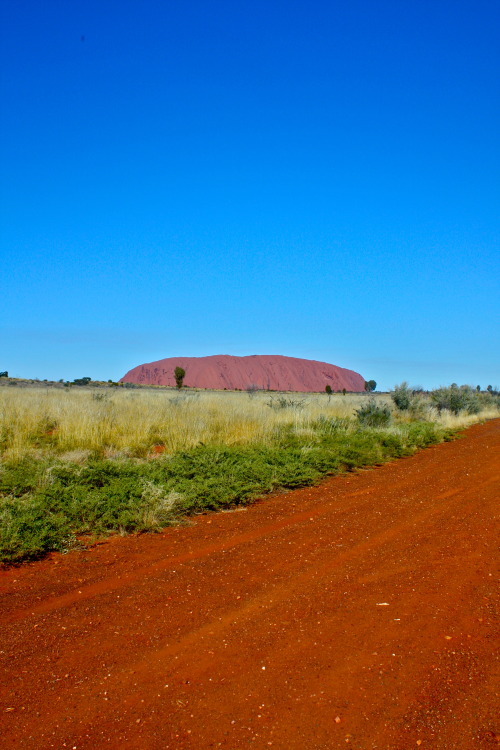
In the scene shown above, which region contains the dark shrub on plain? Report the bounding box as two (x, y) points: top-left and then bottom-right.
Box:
(430, 385), (481, 415)
(391, 382), (414, 411)
(356, 400), (392, 427)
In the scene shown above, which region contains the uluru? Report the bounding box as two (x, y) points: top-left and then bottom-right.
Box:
(120, 355), (365, 392)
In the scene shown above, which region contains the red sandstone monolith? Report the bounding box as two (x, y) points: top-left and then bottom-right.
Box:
(120, 355), (365, 392)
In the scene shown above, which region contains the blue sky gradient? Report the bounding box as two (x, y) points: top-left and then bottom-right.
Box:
(1, 0), (499, 389)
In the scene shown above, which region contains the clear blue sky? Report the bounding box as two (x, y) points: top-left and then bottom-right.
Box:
(1, 0), (499, 390)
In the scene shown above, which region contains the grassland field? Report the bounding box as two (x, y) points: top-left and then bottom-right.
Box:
(1, 383), (499, 564)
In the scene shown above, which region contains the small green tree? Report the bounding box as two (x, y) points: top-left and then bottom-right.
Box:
(364, 380), (376, 392)
(174, 366), (186, 389)
(325, 384), (332, 395)
(0, 371), (8, 378)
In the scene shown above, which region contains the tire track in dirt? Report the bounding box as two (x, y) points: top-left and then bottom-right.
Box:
(17, 488), (495, 750)
(0, 474), (474, 624)
(1, 489), (403, 623)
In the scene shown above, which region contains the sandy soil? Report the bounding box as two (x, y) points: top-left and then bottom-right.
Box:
(1, 420), (499, 749)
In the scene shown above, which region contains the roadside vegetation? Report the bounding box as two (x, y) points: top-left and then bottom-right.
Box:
(1, 384), (499, 564)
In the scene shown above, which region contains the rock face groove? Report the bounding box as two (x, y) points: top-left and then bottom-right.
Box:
(120, 354), (365, 392)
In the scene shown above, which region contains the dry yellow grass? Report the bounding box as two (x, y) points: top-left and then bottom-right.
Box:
(0, 386), (497, 463)
(0, 387), (373, 461)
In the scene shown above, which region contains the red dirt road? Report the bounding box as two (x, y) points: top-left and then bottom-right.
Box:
(1, 421), (499, 750)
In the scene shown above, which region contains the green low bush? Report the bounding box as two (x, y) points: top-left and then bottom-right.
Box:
(430, 385), (481, 415)
(356, 400), (392, 427)
(0, 421), (452, 564)
(391, 382), (414, 411)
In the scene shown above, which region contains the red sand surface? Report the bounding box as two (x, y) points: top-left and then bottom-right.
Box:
(1, 419), (499, 749)
(120, 354), (365, 392)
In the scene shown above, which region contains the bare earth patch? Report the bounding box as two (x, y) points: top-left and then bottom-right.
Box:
(1, 420), (499, 749)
